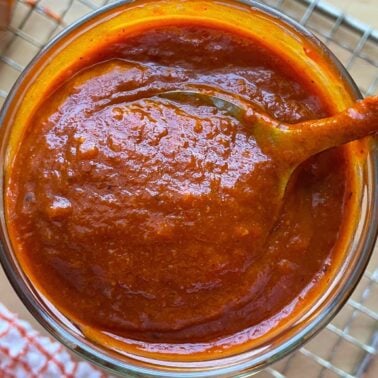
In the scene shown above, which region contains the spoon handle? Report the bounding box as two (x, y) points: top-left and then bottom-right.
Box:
(265, 96), (378, 166)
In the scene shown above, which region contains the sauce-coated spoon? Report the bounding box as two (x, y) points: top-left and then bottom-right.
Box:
(158, 90), (378, 245)
(159, 90), (378, 198)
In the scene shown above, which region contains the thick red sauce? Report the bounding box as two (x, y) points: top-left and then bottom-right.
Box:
(7, 26), (347, 344)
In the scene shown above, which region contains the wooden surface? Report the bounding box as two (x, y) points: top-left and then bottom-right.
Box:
(326, 0), (378, 29)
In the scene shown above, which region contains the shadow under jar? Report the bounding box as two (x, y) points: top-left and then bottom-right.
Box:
(0, 1), (377, 377)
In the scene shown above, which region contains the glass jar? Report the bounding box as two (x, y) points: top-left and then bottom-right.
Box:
(0, 1), (377, 377)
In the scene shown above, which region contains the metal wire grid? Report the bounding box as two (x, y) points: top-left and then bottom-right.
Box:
(0, 0), (377, 377)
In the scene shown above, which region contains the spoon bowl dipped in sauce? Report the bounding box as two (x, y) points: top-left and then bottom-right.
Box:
(159, 90), (378, 246)
(1, 1), (378, 376)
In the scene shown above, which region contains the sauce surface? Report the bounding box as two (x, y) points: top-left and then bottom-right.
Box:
(7, 26), (348, 344)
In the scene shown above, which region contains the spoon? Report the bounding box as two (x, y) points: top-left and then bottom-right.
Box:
(157, 90), (378, 245)
(159, 90), (378, 197)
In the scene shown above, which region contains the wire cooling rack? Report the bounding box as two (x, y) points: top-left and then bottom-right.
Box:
(0, 1), (377, 377)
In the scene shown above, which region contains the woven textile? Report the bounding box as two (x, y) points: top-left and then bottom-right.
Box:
(0, 303), (107, 378)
